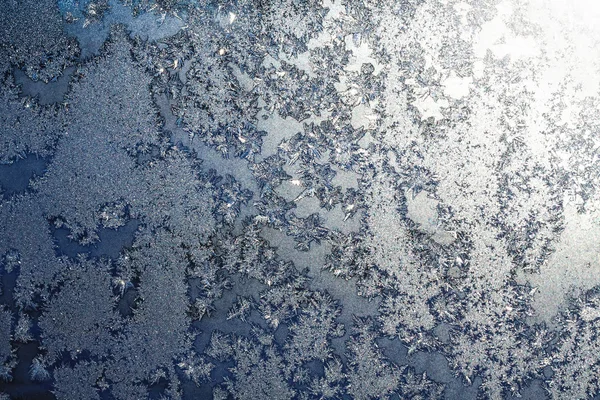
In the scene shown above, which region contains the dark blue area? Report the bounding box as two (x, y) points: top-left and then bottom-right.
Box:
(0, 264), (17, 309)
(0, 212), (138, 400)
(0, 155), (47, 198)
(273, 323), (288, 346)
(51, 219), (139, 260)
(508, 380), (549, 400)
(184, 383), (214, 400)
(209, 360), (234, 387)
(6, 342), (55, 400)
(13, 67), (75, 105)
(0, 265), (55, 400)
(116, 287), (138, 317)
(377, 336), (483, 400)
(147, 376), (169, 399)
(304, 359), (324, 377)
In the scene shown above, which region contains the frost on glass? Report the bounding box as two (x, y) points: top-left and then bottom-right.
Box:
(4, 0), (600, 399)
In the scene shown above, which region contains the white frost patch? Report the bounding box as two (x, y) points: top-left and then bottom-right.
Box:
(527, 198), (600, 323)
(453, 1), (471, 21)
(494, 35), (538, 60)
(406, 190), (439, 234)
(331, 166), (359, 190)
(473, 1), (539, 62)
(406, 190), (455, 245)
(278, 50), (315, 78)
(344, 34), (383, 75)
(442, 72), (472, 99)
(412, 94), (449, 122)
(351, 102), (378, 129)
(261, 54), (281, 69)
(229, 63), (254, 91)
(256, 112), (304, 159)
